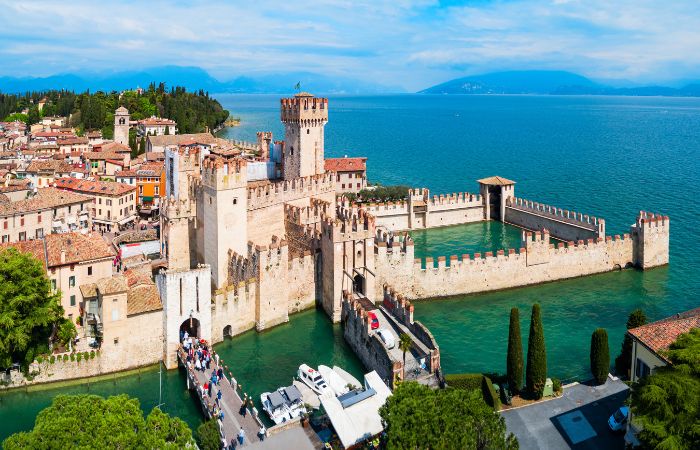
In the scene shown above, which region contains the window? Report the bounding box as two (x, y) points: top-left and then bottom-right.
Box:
(51, 279), (56, 291)
(106, 199), (112, 206)
(87, 266), (93, 276)
(19, 231), (26, 241)
(233, 198), (237, 205)
(1, 235), (8, 243)
(3, 221), (6, 230)
(70, 295), (76, 306)
(37, 212), (42, 223)
(357, 183), (360, 189)
(112, 307), (118, 321)
(154, 186), (159, 195)
(139, 186), (144, 194)
(114, 338), (119, 345)
(20, 216), (24, 226)
(307, 129), (310, 134)
(635, 358), (651, 379)
(341, 184), (345, 189)
(69, 276), (75, 287)
(98, 198), (102, 205)
(36, 229), (43, 239)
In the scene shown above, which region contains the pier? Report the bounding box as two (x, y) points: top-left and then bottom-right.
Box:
(177, 346), (263, 445)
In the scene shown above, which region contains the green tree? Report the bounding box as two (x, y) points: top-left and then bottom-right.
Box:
(630, 329), (700, 450)
(0, 248), (64, 369)
(2, 394), (194, 449)
(27, 106), (40, 125)
(525, 303), (547, 399)
(57, 319), (77, 349)
(379, 381), (518, 449)
(3, 113), (28, 124)
(590, 328), (610, 385)
(196, 419), (221, 450)
(164, 125), (170, 135)
(614, 308), (647, 378)
(507, 307), (524, 393)
(139, 136), (146, 155)
(398, 333), (412, 373)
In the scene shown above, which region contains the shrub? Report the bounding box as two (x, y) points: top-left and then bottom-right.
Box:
(552, 378), (562, 393)
(444, 373), (484, 391)
(49, 355), (55, 364)
(196, 419), (221, 450)
(526, 303), (547, 399)
(507, 307), (524, 393)
(83, 351), (89, 361)
(63, 354), (69, 362)
(590, 328), (610, 385)
(482, 376), (501, 410)
(70, 353), (75, 362)
(36, 356), (43, 364)
(77, 353), (83, 362)
(90, 350), (95, 359)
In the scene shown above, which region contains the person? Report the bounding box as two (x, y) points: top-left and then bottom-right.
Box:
(207, 382), (213, 397)
(183, 330), (189, 342)
(217, 389), (223, 402)
(237, 429), (245, 445)
(218, 367), (224, 381)
(195, 358), (201, 372)
(258, 426), (266, 442)
(220, 410), (224, 421)
(215, 353), (220, 367)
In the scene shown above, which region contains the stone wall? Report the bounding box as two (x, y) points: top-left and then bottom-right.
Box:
(504, 197), (604, 242)
(211, 281), (258, 344)
(287, 252), (317, 313)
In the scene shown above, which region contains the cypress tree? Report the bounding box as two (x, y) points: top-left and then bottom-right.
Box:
(614, 309), (647, 378)
(590, 328), (610, 385)
(525, 303), (547, 399)
(507, 307), (524, 393)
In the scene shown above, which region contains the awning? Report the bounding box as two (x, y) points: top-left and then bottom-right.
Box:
(141, 196), (153, 202)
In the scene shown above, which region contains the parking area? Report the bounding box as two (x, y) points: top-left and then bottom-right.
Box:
(501, 378), (629, 450)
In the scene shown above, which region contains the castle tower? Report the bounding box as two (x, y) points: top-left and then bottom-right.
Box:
(320, 209), (376, 322)
(253, 237), (290, 330)
(280, 93), (328, 180)
(114, 106), (130, 146)
(256, 131), (273, 161)
(478, 176), (516, 221)
(201, 155), (248, 289)
(632, 212), (670, 269)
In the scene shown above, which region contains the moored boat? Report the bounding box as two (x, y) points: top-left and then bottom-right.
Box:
(319, 365), (350, 396)
(260, 390), (291, 425)
(297, 363), (333, 395)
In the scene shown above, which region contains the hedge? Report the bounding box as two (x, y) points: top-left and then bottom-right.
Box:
(481, 376), (501, 410)
(444, 373), (483, 391)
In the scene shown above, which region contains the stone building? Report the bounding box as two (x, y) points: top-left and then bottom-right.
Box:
(114, 106), (130, 146)
(54, 178), (137, 231)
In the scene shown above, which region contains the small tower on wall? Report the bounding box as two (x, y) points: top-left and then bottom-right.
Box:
(280, 93), (328, 180)
(114, 106), (130, 146)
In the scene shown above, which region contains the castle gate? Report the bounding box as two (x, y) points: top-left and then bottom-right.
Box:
(180, 317), (200, 339)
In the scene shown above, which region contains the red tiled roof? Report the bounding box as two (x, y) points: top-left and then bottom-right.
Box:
(629, 308), (700, 361)
(0, 240), (47, 270)
(0, 187), (91, 216)
(324, 157), (367, 173)
(54, 177), (136, 196)
(45, 232), (115, 267)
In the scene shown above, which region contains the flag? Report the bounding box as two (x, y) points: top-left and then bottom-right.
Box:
(294, 81), (301, 91)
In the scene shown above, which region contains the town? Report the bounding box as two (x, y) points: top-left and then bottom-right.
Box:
(0, 88), (694, 450)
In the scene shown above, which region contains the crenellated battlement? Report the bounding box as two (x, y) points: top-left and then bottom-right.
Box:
(284, 200), (330, 225)
(164, 196), (196, 219)
(634, 211), (670, 230)
(631, 211), (670, 269)
(201, 155), (247, 190)
(506, 196), (605, 239)
(428, 191), (482, 209)
(321, 208), (376, 242)
(280, 93), (328, 124)
(247, 172), (335, 210)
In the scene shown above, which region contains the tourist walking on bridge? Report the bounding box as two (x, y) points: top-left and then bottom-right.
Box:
(237, 428), (245, 445)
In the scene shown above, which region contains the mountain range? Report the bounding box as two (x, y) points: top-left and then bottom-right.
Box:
(0, 66), (397, 95)
(420, 70), (700, 96)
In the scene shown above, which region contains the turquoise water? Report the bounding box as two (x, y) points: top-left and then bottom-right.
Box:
(1, 94), (698, 441)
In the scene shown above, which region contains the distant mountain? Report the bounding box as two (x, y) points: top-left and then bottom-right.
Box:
(420, 70), (700, 97)
(0, 66), (399, 95)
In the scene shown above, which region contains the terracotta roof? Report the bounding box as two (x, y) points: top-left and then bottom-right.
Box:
(115, 170), (137, 178)
(80, 282), (98, 299)
(139, 117), (176, 126)
(100, 142), (131, 153)
(629, 308), (700, 362)
(325, 157), (367, 173)
(83, 151), (126, 161)
(148, 133), (217, 148)
(127, 284), (162, 315)
(45, 232), (115, 267)
(0, 185), (28, 194)
(0, 240), (47, 270)
(477, 176), (516, 186)
(26, 159), (73, 174)
(0, 187), (91, 216)
(115, 106), (129, 114)
(96, 275), (128, 295)
(55, 177), (136, 196)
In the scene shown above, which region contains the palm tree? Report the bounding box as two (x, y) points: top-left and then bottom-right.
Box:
(399, 333), (412, 370)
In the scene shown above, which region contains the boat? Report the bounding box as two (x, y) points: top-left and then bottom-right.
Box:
(319, 365), (350, 396)
(280, 384), (307, 419)
(293, 380), (320, 409)
(260, 390), (291, 425)
(332, 366), (362, 391)
(298, 364), (333, 395)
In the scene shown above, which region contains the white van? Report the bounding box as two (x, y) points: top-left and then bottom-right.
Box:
(377, 328), (395, 349)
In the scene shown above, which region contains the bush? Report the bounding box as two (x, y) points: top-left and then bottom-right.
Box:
(50, 355), (55, 364)
(90, 350), (95, 359)
(590, 328), (610, 385)
(481, 376), (501, 410)
(83, 352), (89, 361)
(70, 353), (75, 362)
(196, 419), (221, 450)
(36, 356), (43, 364)
(552, 378), (562, 393)
(63, 354), (69, 362)
(77, 353), (83, 362)
(526, 303), (547, 399)
(444, 373), (484, 391)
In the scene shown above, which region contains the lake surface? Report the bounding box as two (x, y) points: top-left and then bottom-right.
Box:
(1, 94), (698, 442)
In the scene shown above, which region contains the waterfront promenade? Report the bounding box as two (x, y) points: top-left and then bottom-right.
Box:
(177, 346), (262, 446)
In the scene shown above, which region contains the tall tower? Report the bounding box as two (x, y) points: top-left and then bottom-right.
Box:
(114, 106), (130, 146)
(281, 93), (328, 180)
(201, 155), (248, 289)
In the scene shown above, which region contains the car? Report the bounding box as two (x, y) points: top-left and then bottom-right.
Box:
(608, 406), (629, 431)
(367, 311), (380, 330)
(376, 328), (395, 349)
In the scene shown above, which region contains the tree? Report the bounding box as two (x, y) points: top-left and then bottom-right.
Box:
(0, 248), (64, 369)
(164, 125), (170, 135)
(196, 419), (221, 450)
(525, 303), (547, 399)
(590, 328), (610, 385)
(379, 381), (518, 449)
(630, 329), (700, 450)
(57, 319), (77, 349)
(398, 333), (412, 373)
(139, 136), (146, 155)
(3, 113), (28, 124)
(2, 394), (194, 449)
(507, 307), (524, 393)
(614, 308), (647, 377)
(27, 106), (40, 125)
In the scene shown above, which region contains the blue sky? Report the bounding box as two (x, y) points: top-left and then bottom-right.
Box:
(0, 0), (698, 90)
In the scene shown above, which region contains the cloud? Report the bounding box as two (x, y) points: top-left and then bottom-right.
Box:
(0, 0), (698, 90)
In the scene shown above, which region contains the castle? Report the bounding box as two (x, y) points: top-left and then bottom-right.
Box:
(157, 93), (670, 368)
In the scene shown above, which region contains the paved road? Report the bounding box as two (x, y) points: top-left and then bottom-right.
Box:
(501, 378), (629, 450)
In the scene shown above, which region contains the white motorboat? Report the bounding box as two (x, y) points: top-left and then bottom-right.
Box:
(280, 384), (307, 419)
(297, 364), (333, 395)
(260, 390), (291, 425)
(319, 365), (350, 396)
(332, 365), (362, 391)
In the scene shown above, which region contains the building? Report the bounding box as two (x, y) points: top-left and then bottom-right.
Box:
(137, 117), (177, 136)
(54, 178), (137, 231)
(0, 187), (92, 243)
(628, 308), (700, 382)
(0, 232), (115, 323)
(115, 162), (165, 214)
(325, 157), (367, 193)
(147, 133), (221, 153)
(24, 159), (74, 188)
(114, 107), (130, 146)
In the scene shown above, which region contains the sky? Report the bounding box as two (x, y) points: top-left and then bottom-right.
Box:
(1, 0), (699, 91)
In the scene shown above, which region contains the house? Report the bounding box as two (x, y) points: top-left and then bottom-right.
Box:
(0, 232), (114, 323)
(24, 159), (74, 188)
(115, 162), (165, 214)
(54, 178), (137, 231)
(146, 133), (220, 153)
(0, 187), (92, 243)
(628, 307), (700, 382)
(325, 156), (368, 194)
(83, 150), (130, 177)
(137, 117), (177, 136)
